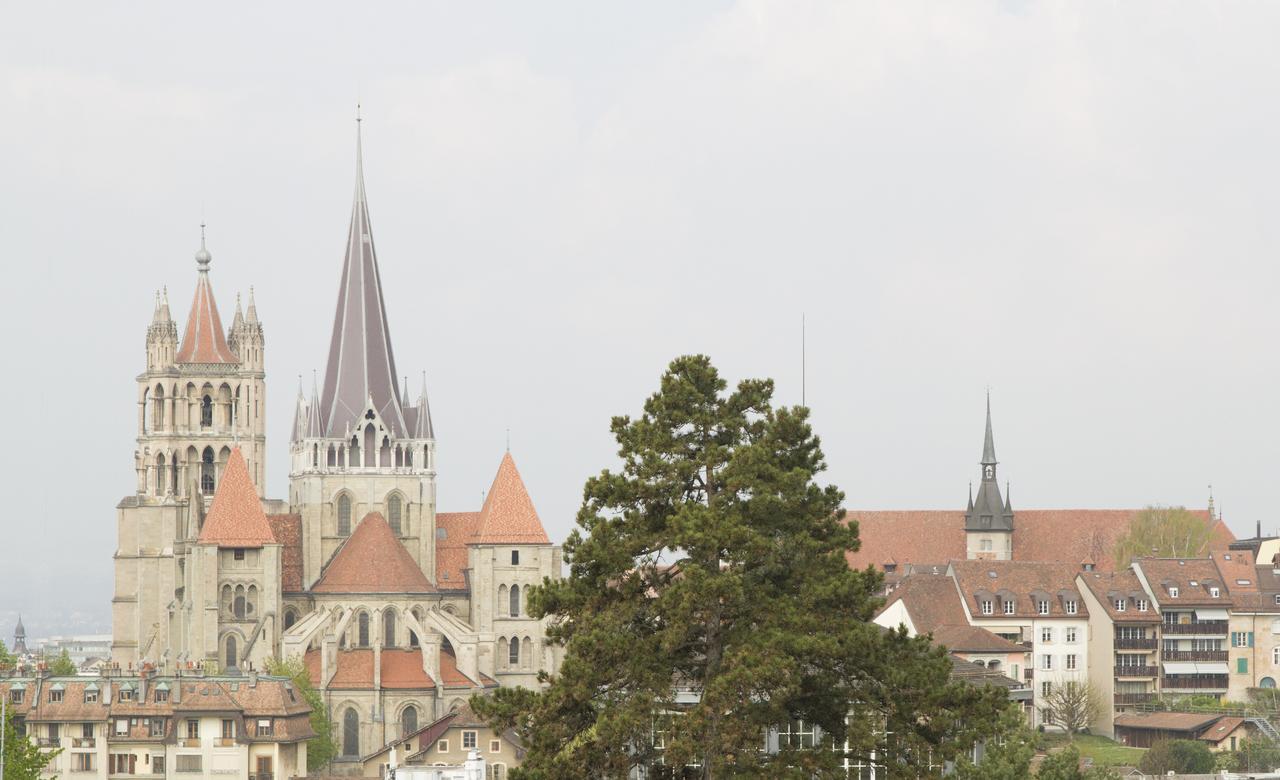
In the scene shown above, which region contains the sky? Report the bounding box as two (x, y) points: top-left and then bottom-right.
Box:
(3, 1), (1280, 638)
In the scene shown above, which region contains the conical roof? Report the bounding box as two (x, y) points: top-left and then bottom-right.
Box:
(318, 120), (407, 437)
(473, 452), (550, 545)
(982, 391), (997, 466)
(312, 512), (433, 593)
(198, 448), (276, 547)
(176, 232), (238, 364)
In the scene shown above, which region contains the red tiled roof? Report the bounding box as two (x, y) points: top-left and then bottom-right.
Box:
(302, 648), (494, 690)
(473, 453), (550, 545)
(846, 509), (1231, 571)
(312, 512), (433, 593)
(1134, 558), (1233, 607)
(436, 512), (482, 587)
(950, 560), (1089, 618)
(1076, 569), (1160, 622)
(176, 269), (237, 364)
(879, 573), (966, 632)
(198, 448), (276, 548)
(929, 624), (1027, 654)
(268, 514), (303, 591)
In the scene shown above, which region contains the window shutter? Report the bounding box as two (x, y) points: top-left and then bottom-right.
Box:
(1250, 632), (1256, 648)
(1239, 658), (1248, 674)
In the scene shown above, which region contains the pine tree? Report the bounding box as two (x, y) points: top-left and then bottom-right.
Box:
(48, 650), (77, 676)
(475, 355), (1012, 779)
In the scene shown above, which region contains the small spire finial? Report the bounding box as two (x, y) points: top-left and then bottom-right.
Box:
(195, 222), (212, 270)
(506, 427), (510, 453)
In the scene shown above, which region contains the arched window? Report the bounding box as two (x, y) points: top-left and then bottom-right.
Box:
(380, 436), (391, 468)
(498, 585), (508, 616)
(283, 610), (298, 631)
(221, 585), (233, 615)
(342, 708), (359, 757)
(1264, 677), (1278, 689)
(337, 494), (352, 536)
(224, 635), (237, 669)
(155, 453), (166, 495)
(201, 447), (216, 495)
(153, 385), (165, 430)
(357, 612), (370, 648)
(400, 705), (418, 737)
(349, 435), (360, 468)
(510, 585), (520, 618)
(246, 585), (258, 617)
(409, 607), (421, 648)
(387, 494), (403, 536)
(327, 445), (336, 467)
(522, 637), (532, 670)
(383, 609), (397, 648)
(200, 395), (213, 428)
(508, 636), (520, 667)
(233, 585), (246, 619)
(498, 637), (507, 669)
(142, 388), (151, 433)
(364, 425), (376, 466)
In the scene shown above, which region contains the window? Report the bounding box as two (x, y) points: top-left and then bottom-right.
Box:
(256, 757), (273, 779)
(489, 739), (501, 753)
(510, 585), (521, 617)
(384, 609), (397, 648)
(1040, 654), (1054, 670)
(8, 689), (21, 704)
(1041, 627), (1053, 643)
(1210, 587), (1221, 598)
(119, 687), (134, 702)
(1041, 681), (1052, 696)
(1137, 599), (1148, 612)
(1239, 657), (1249, 674)
(152, 756), (165, 775)
(1114, 598), (1126, 612)
(1065, 627), (1077, 643)
(777, 719), (816, 749)
(1275, 594), (1280, 606)
(511, 550), (520, 566)
(1065, 599), (1078, 615)
(401, 707), (418, 737)
(221, 719), (234, 739)
(437, 740), (449, 753)
(490, 765), (507, 780)
(156, 689), (169, 703)
(981, 600), (993, 616)
(84, 689), (98, 703)
(337, 494), (352, 536)
(225, 635), (238, 668)
(50, 689), (64, 703)
(149, 719), (165, 738)
(358, 612), (370, 647)
(201, 447), (216, 494)
(387, 494), (403, 536)
(200, 395), (213, 428)
(233, 548), (245, 561)
(176, 755), (202, 773)
(48, 724), (60, 740)
(1169, 586), (1180, 598)
(463, 731), (478, 750)
(509, 637), (520, 666)
(73, 753), (96, 772)
(256, 719), (273, 737)
(115, 719), (129, 736)
(342, 708), (359, 757)
(186, 719), (200, 740)
(1232, 632), (1254, 648)
(82, 723), (94, 738)
(1066, 654), (1078, 670)
(980, 539), (992, 552)
(1273, 647), (1280, 666)
(1038, 600), (1050, 615)
(283, 610), (298, 631)
(110, 754), (137, 775)
(1003, 600), (1015, 615)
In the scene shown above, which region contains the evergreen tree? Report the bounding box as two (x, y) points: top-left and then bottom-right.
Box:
(2, 708), (59, 780)
(1139, 739), (1214, 774)
(48, 650), (77, 676)
(951, 706), (1036, 780)
(0, 640), (16, 668)
(266, 657), (337, 770)
(1036, 746), (1121, 779)
(474, 355), (1012, 779)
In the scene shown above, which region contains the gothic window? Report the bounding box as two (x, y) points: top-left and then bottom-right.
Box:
(200, 396), (213, 428)
(380, 436), (391, 467)
(508, 637), (520, 667)
(233, 585), (246, 619)
(510, 585), (521, 618)
(327, 445), (336, 467)
(400, 705), (418, 737)
(224, 635), (237, 669)
(342, 708), (359, 757)
(337, 494), (352, 536)
(383, 608), (396, 648)
(349, 436), (360, 468)
(522, 637), (532, 670)
(153, 385), (165, 430)
(498, 585), (507, 617)
(357, 612), (370, 648)
(201, 447), (216, 495)
(283, 610), (297, 631)
(247, 585), (258, 617)
(364, 425), (376, 466)
(387, 494), (403, 536)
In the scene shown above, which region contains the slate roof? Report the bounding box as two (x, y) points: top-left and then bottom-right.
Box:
(267, 514), (304, 591)
(950, 560), (1089, 618)
(197, 448), (276, 548)
(846, 509), (1232, 572)
(312, 512), (434, 593)
(473, 453), (551, 545)
(175, 237), (238, 364)
(1134, 558), (1232, 607)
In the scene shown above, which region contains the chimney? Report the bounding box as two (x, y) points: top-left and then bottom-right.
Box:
(249, 668), (258, 688)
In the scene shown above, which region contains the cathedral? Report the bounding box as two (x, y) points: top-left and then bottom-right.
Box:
(111, 122), (562, 759)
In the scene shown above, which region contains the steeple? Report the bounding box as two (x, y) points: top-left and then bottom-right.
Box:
(318, 112), (407, 437)
(176, 225), (238, 364)
(964, 393), (1014, 536)
(13, 613), (26, 655)
(982, 390), (997, 466)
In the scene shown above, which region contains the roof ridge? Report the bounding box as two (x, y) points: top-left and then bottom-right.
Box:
(311, 512), (434, 593)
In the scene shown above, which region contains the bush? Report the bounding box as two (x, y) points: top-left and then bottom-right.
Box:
(1138, 739), (1214, 774)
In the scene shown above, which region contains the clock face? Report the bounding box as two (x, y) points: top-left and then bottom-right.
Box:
(984, 466), (994, 479)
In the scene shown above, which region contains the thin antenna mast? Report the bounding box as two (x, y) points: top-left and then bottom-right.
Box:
(802, 313), (807, 407)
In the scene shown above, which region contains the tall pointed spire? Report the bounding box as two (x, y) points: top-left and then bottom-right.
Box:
(318, 110), (407, 437)
(176, 224), (238, 364)
(965, 392), (1014, 539)
(982, 389), (997, 466)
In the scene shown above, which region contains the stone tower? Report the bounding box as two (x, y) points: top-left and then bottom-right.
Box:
(288, 119), (438, 589)
(112, 232), (268, 665)
(13, 614), (26, 656)
(964, 393), (1015, 560)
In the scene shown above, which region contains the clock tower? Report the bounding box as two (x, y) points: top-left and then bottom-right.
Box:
(965, 393), (1015, 560)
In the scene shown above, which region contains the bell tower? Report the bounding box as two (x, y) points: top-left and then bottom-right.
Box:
(964, 393), (1015, 560)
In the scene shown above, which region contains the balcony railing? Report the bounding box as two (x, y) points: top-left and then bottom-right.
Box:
(1024, 669), (1033, 681)
(1115, 666), (1159, 678)
(1114, 637), (1157, 650)
(1114, 692), (1156, 704)
(72, 737), (96, 748)
(179, 738), (202, 748)
(214, 738), (236, 747)
(37, 737), (60, 748)
(1162, 621), (1228, 635)
(1163, 650), (1228, 662)
(1162, 675), (1229, 690)
(250, 773), (274, 780)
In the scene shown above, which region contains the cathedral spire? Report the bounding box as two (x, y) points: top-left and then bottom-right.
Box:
(982, 389), (997, 466)
(318, 112), (407, 437)
(176, 225), (238, 364)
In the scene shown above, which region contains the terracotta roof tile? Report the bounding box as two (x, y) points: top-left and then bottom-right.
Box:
(1135, 558), (1233, 607)
(1077, 569), (1160, 622)
(473, 453), (550, 545)
(879, 573), (967, 632)
(268, 514), (303, 591)
(312, 512), (434, 593)
(176, 268), (238, 364)
(1212, 548), (1257, 593)
(950, 560), (1089, 618)
(846, 509), (1229, 572)
(929, 624), (1028, 653)
(198, 448), (276, 548)
(436, 512), (482, 587)
(301, 648), (492, 691)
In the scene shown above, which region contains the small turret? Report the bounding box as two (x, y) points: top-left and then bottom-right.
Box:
(147, 286), (178, 370)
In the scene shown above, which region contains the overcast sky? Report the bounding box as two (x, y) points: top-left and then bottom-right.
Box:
(4, 1), (1280, 637)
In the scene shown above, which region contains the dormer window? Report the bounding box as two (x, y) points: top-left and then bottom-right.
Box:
(1137, 599), (1149, 612)
(1037, 600), (1050, 615)
(1003, 600), (1015, 615)
(1210, 587), (1220, 598)
(1169, 586), (1180, 598)
(1115, 599), (1126, 612)
(1065, 600), (1078, 615)
(981, 600), (993, 615)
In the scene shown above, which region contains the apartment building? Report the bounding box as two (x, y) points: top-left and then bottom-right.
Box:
(1076, 569), (1159, 737)
(0, 667), (312, 780)
(1132, 558), (1233, 699)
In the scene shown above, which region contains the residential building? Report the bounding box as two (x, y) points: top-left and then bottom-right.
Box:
(1076, 569), (1160, 737)
(1114, 711), (1255, 751)
(0, 667), (311, 780)
(35, 635), (114, 668)
(363, 703), (520, 779)
(1132, 558), (1233, 699)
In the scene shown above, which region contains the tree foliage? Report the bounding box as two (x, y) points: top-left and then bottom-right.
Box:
(951, 706), (1036, 780)
(3, 708), (59, 780)
(474, 355), (1013, 779)
(1113, 505), (1212, 568)
(0, 640), (16, 668)
(1221, 737), (1280, 773)
(1036, 746), (1121, 780)
(1138, 739), (1214, 774)
(48, 649), (77, 676)
(266, 657), (337, 771)
(1039, 679), (1103, 737)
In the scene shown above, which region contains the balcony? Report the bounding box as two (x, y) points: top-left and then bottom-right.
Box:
(37, 737), (60, 748)
(1161, 675), (1229, 690)
(179, 738), (202, 748)
(1115, 666), (1159, 678)
(1162, 621), (1228, 635)
(1163, 650), (1228, 662)
(1114, 692), (1156, 705)
(1114, 637), (1157, 650)
(250, 774), (274, 780)
(214, 738), (236, 747)
(1024, 669), (1033, 681)
(72, 737), (96, 748)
